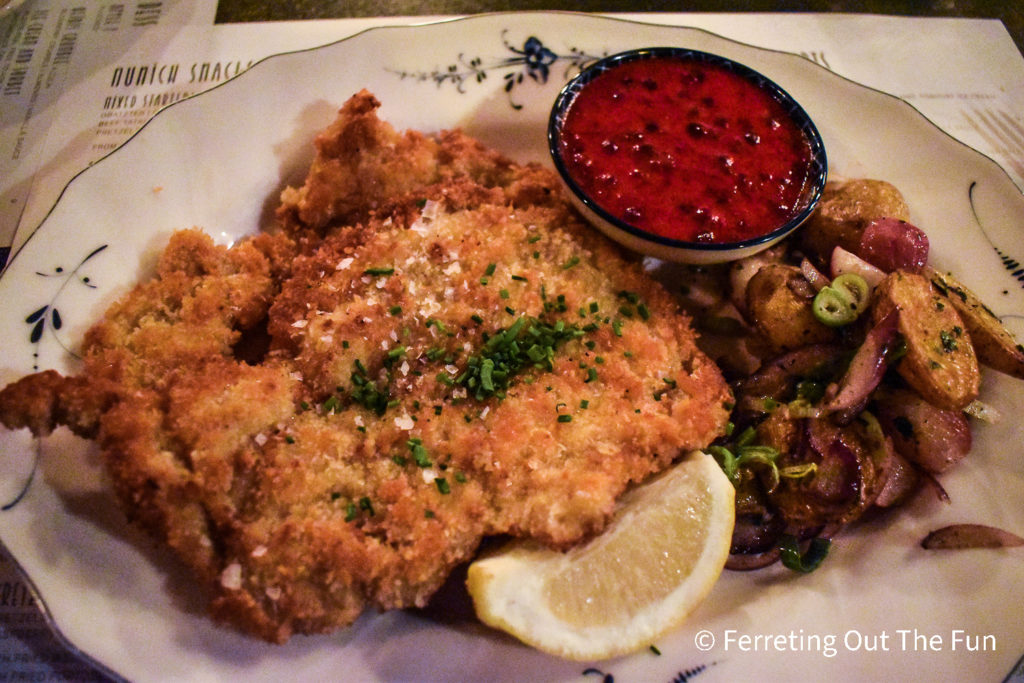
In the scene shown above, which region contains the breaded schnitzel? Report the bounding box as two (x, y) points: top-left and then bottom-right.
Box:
(0, 91), (730, 643)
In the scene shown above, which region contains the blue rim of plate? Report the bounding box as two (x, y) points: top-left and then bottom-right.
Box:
(547, 46), (828, 255)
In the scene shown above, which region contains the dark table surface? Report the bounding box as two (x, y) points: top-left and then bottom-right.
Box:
(214, 1), (1024, 56)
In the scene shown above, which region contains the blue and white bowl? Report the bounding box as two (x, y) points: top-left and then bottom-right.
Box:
(549, 47), (828, 264)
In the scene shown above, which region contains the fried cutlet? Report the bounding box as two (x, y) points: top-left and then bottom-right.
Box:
(0, 91), (731, 643)
(275, 90), (560, 241)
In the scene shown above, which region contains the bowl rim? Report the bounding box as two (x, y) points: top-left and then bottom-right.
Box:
(547, 46), (828, 254)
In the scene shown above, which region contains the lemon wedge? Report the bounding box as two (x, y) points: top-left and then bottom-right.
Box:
(466, 450), (735, 661)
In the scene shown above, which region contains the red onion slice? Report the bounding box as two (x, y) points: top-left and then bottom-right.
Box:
(830, 246), (886, 288)
(873, 451), (920, 507)
(804, 419), (862, 503)
(823, 308), (900, 419)
(921, 524), (1024, 549)
(726, 549), (781, 570)
(800, 257), (831, 292)
(734, 344), (840, 416)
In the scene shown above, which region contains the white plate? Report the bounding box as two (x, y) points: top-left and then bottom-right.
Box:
(2, 12), (1024, 683)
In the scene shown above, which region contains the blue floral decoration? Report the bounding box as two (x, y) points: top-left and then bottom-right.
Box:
(583, 661), (714, 683)
(388, 30), (605, 109)
(4, 244), (108, 510)
(969, 181), (1024, 291)
(25, 244), (108, 370)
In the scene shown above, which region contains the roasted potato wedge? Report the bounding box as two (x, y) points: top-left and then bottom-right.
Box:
(745, 264), (836, 353)
(801, 179), (911, 262)
(925, 266), (1024, 379)
(873, 271), (980, 410)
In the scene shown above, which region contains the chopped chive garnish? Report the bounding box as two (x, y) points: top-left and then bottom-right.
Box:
(351, 359), (390, 415)
(485, 263), (497, 276)
(364, 266), (394, 276)
(435, 478), (451, 494)
(426, 318), (451, 335)
(447, 315), (590, 401)
(557, 414), (573, 423)
(409, 438), (432, 468)
(323, 395), (341, 413)
(359, 497), (375, 516)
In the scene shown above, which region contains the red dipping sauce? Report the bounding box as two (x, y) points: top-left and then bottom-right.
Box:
(556, 54), (818, 244)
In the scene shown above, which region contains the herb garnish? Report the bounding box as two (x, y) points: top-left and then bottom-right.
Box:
(351, 359), (391, 415)
(452, 315), (587, 400)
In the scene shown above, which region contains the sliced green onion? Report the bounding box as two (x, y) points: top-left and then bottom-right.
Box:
(779, 534), (831, 573)
(708, 445), (740, 485)
(812, 273), (870, 327)
(779, 462), (818, 479)
(812, 287), (858, 326)
(832, 273), (870, 309)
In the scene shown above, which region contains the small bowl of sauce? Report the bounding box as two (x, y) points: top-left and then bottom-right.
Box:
(549, 47), (827, 263)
